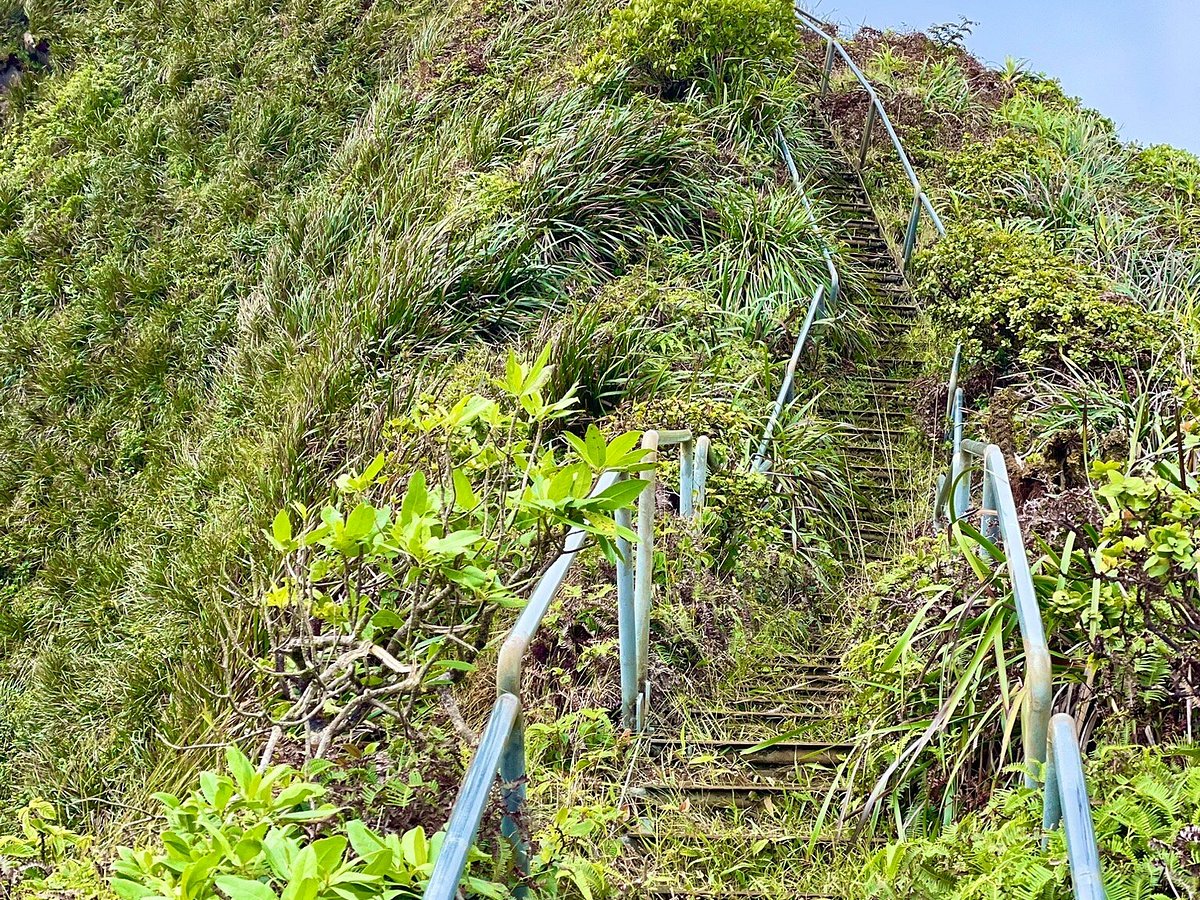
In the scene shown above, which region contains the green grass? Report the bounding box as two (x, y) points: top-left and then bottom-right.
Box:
(0, 0), (868, 846)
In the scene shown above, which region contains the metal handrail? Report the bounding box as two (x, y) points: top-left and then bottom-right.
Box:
(935, 361), (1104, 899)
(1044, 714), (1106, 900)
(423, 434), (710, 900)
(793, 5), (946, 270)
(751, 129), (840, 473)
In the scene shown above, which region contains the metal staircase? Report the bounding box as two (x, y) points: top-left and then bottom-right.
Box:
(423, 8), (1108, 900)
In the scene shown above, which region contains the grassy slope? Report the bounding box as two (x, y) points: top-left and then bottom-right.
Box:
(0, 0), (865, 838)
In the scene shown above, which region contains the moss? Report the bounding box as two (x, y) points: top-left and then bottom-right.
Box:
(914, 222), (1173, 368)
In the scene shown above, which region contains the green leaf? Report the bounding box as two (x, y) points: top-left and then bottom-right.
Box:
(344, 503), (378, 542)
(584, 424), (606, 467)
(400, 827), (428, 867)
(311, 836), (347, 876)
(226, 745), (256, 793)
(451, 470), (479, 511)
(590, 478), (648, 511)
(426, 530), (480, 557)
(271, 510), (292, 547)
(215, 876), (279, 900)
(370, 609), (405, 630)
(400, 472), (428, 523)
(111, 879), (159, 900)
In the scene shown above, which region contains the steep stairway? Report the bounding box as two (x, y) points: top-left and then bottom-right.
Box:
(618, 124), (924, 898)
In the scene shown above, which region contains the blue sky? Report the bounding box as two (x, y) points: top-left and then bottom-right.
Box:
(806, 1), (1200, 153)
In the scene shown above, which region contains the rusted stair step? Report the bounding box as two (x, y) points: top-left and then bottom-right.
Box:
(646, 737), (853, 767)
(631, 779), (837, 807)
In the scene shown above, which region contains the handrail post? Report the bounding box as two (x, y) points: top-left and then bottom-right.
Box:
(1042, 715), (1106, 900)
(951, 388), (968, 520)
(980, 465), (999, 544)
(680, 438), (695, 517)
(945, 342), (962, 432)
(902, 192), (921, 271)
(497, 708), (528, 875)
(821, 37), (834, 96)
(858, 102), (877, 170)
(693, 436), (710, 517)
(634, 431), (660, 731)
(615, 492), (637, 731)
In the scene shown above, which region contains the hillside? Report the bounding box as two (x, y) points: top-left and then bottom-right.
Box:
(1, 1), (1199, 899)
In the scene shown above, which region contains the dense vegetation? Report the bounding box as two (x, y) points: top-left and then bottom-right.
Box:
(2, 1), (1199, 899)
(0, 0), (866, 896)
(801, 21), (1200, 898)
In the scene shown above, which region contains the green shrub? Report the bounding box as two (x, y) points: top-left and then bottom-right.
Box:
(864, 747), (1200, 899)
(109, 746), (506, 900)
(943, 134), (1048, 215)
(1130, 144), (1200, 202)
(585, 0), (796, 84)
(914, 222), (1172, 367)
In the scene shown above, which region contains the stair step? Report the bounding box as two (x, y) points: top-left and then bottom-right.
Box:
(647, 738), (851, 768)
(691, 708), (842, 724)
(632, 780), (836, 806)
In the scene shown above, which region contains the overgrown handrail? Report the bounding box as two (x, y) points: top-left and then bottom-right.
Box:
(752, 128), (840, 472)
(938, 420), (1054, 782)
(793, 4), (946, 269)
(1044, 714), (1106, 900)
(423, 434), (710, 900)
(935, 359), (1105, 899)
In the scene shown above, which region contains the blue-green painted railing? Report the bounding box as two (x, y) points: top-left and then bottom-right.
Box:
(752, 127), (839, 474)
(794, 4), (945, 270)
(423, 434), (709, 900)
(801, 8), (1104, 896)
(935, 348), (1105, 900)
(426, 11), (1105, 900)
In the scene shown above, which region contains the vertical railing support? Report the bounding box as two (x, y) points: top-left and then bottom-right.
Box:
(1042, 715), (1106, 900)
(950, 388), (968, 520)
(693, 436), (710, 517)
(902, 192), (921, 270)
(858, 102), (877, 170)
(615, 494), (637, 731)
(634, 430), (659, 732)
(821, 37), (834, 96)
(980, 466), (999, 544)
(679, 438), (695, 517)
(497, 708), (528, 876)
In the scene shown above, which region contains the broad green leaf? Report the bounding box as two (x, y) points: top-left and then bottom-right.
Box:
(344, 503), (378, 542)
(451, 470), (478, 511)
(271, 510), (292, 547)
(590, 478), (648, 511)
(225, 745), (256, 792)
(584, 425), (606, 466)
(400, 472), (428, 523)
(215, 876), (278, 900)
(111, 879), (159, 900)
(311, 836), (347, 876)
(400, 827), (428, 867)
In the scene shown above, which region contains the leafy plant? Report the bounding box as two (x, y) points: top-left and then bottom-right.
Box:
(256, 348), (649, 755)
(110, 746), (506, 900)
(914, 222), (1173, 368)
(584, 0), (796, 84)
(863, 747), (1200, 899)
